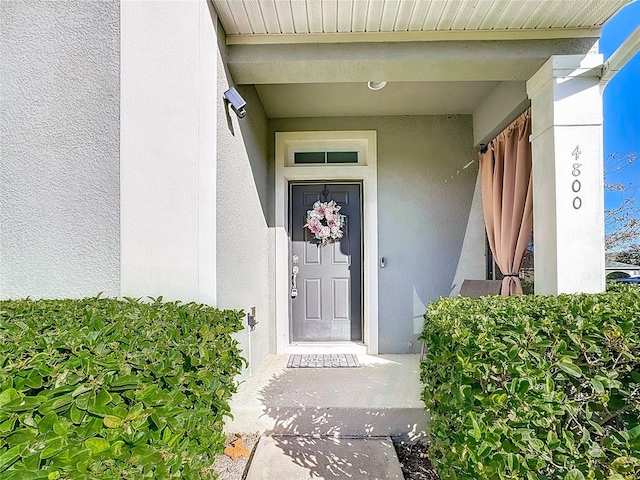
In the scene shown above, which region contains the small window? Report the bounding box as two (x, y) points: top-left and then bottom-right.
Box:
(327, 152), (358, 164)
(294, 152), (326, 164)
(294, 151), (358, 165)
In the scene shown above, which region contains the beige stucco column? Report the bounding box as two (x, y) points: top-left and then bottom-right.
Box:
(526, 55), (605, 294)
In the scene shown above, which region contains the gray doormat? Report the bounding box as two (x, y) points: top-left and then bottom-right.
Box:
(287, 353), (360, 368)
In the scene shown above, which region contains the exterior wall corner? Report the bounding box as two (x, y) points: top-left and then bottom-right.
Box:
(527, 54), (605, 295)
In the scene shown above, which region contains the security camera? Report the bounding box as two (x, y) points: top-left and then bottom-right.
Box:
(223, 87), (247, 119)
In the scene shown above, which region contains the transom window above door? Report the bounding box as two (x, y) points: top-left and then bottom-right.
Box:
(294, 151), (359, 165)
(280, 132), (373, 168)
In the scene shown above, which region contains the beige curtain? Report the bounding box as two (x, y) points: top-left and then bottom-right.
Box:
(480, 109), (533, 296)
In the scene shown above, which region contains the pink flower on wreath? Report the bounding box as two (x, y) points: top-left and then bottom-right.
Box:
(307, 217), (322, 234)
(314, 202), (326, 219)
(326, 214), (340, 228)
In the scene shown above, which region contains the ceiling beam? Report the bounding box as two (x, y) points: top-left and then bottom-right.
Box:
(227, 38), (599, 84)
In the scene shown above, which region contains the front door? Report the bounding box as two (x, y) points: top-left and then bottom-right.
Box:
(289, 183), (362, 342)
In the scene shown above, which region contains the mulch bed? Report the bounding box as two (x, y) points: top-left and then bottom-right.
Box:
(392, 438), (441, 480)
(211, 433), (260, 480)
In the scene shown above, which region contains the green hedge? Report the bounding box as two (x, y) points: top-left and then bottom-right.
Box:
(420, 286), (640, 480)
(0, 297), (245, 479)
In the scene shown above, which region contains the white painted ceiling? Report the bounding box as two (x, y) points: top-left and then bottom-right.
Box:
(213, 0), (631, 38)
(255, 80), (502, 117)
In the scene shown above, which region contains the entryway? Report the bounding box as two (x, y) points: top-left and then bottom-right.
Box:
(275, 131), (379, 354)
(289, 183), (363, 342)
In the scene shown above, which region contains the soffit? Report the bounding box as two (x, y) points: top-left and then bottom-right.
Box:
(255, 81), (503, 118)
(213, 0), (631, 43)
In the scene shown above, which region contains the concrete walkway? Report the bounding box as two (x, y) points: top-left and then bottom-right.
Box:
(225, 354), (428, 437)
(245, 436), (404, 480)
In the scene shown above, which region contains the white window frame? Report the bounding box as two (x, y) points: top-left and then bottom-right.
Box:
(286, 140), (368, 167)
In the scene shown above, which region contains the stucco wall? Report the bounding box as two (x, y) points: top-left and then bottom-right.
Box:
(0, 0), (120, 298)
(473, 82), (529, 146)
(216, 26), (272, 377)
(120, 0), (217, 303)
(270, 116), (484, 353)
(451, 170), (487, 296)
(120, 1), (271, 377)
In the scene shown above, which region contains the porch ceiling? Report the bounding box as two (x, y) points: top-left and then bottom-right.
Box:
(255, 80), (501, 118)
(213, 0), (631, 44)
(218, 1), (628, 119)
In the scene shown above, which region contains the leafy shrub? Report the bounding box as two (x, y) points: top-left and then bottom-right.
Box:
(420, 286), (640, 480)
(0, 297), (245, 479)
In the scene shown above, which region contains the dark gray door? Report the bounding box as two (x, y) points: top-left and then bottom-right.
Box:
(290, 183), (362, 342)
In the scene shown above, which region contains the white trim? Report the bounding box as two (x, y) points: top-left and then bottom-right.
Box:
(275, 131), (378, 355)
(526, 54), (603, 101)
(285, 342), (368, 355)
(226, 28), (602, 46)
(601, 25), (640, 88)
(285, 141), (368, 167)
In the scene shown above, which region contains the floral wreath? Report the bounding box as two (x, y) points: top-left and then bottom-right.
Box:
(304, 200), (345, 246)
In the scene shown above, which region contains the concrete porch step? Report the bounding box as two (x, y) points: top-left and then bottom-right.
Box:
(225, 354), (428, 437)
(245, 435), (404, 480)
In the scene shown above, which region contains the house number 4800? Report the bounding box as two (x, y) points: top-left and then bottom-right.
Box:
(571, 145), (582, 210)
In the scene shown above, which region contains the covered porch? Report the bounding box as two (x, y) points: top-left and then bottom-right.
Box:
(217, 0), (610, 356)
(210, 3), (620, 446)
(119, 0), (630, 377)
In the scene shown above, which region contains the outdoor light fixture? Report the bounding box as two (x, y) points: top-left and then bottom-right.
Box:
(367, 81), (387, 91)
(247, 306), (257, 331)
(223, 87), (247, 118)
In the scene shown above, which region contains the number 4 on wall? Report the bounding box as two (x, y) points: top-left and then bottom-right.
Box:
(572, 145), (581, 161)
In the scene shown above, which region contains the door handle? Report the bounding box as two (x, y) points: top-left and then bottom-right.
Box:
(291, 266), (299, 298)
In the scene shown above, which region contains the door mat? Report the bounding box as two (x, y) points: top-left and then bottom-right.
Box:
(287, 354), (360, 368)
